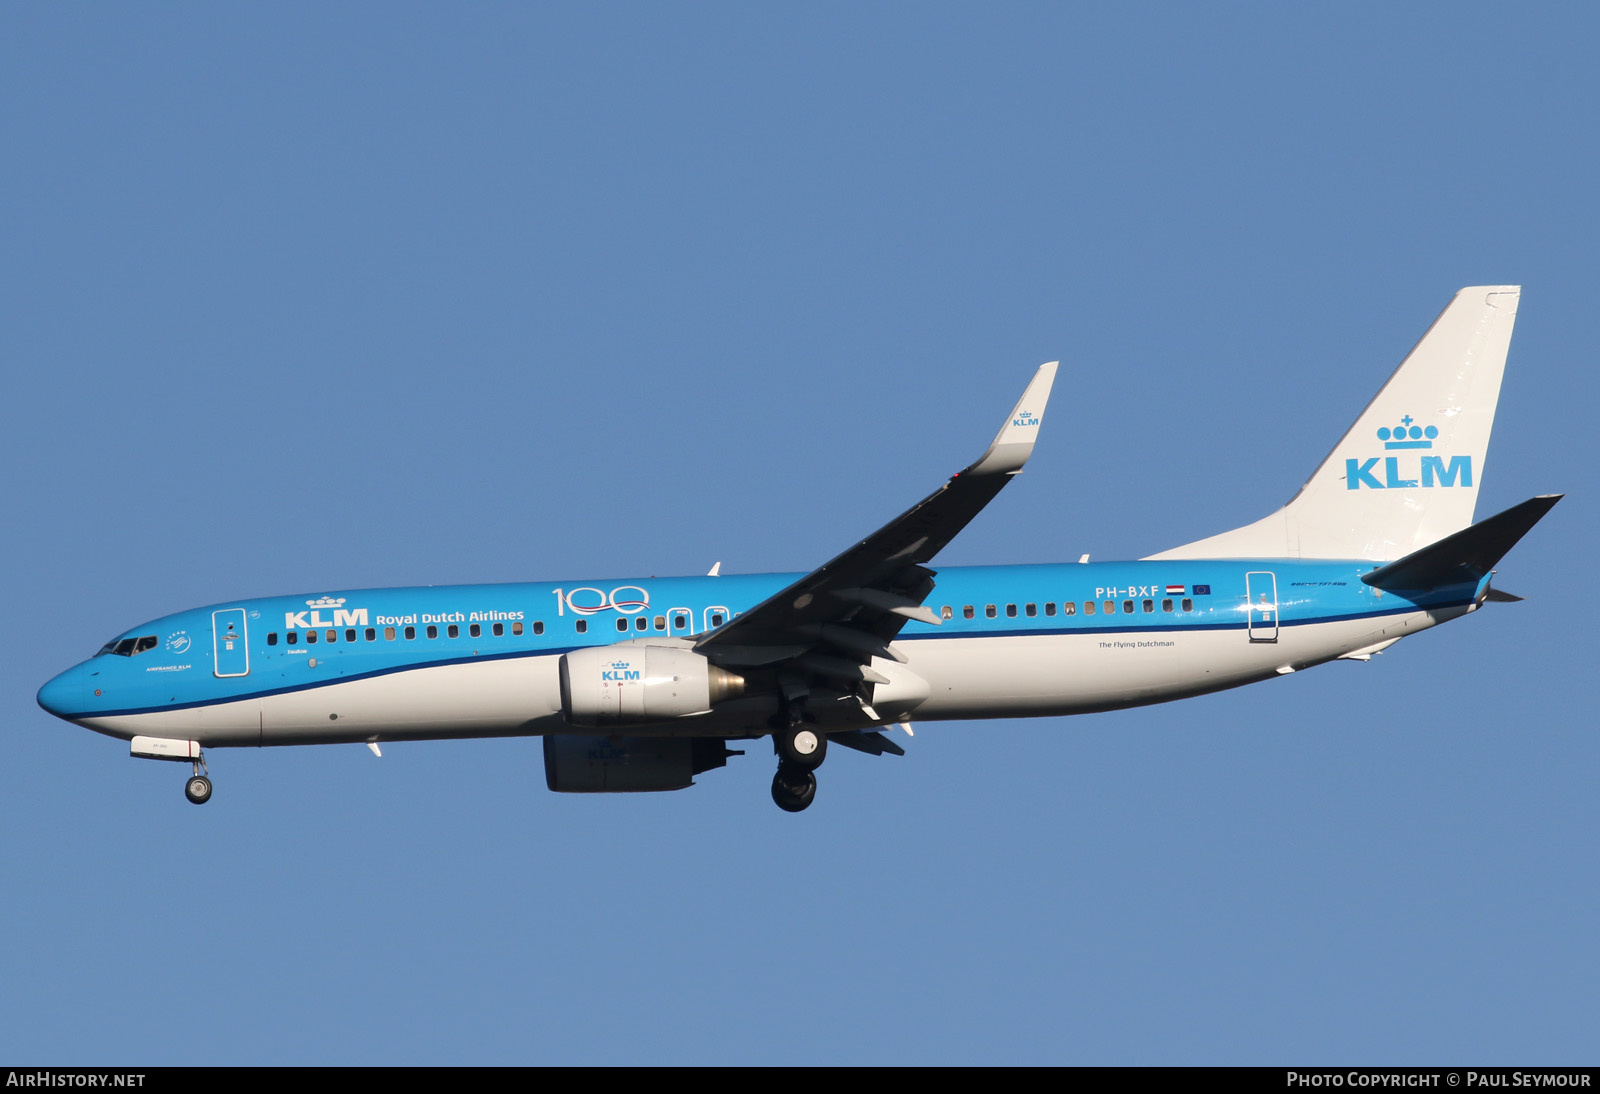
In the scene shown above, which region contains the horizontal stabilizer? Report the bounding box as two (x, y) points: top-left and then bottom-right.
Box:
(1362, 494), (1561, 592)
(1482, 586), (1525, 603)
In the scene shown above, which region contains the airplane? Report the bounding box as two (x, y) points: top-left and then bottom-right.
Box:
(36, 286), (1560, 813)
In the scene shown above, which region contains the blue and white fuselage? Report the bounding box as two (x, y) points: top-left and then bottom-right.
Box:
(40, 560), (1481, 745)
(34, 287), (1560, 810)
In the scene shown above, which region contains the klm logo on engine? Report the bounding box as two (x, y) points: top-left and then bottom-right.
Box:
(283, 596), (370, 630)
(602, 660), (641, 682)
(1345, 415), (1472, 490)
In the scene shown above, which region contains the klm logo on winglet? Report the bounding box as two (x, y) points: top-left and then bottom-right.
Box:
(1013, 410), (1039, 427)
(602, 660), (641, 682)
(1346, 415), (1472, 490)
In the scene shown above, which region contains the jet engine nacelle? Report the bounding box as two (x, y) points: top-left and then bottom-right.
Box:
(543, 735), (736, 793)
(559, 644), (744, 727)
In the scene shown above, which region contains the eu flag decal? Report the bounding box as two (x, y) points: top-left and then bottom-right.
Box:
(1193, 585), (1211, 595)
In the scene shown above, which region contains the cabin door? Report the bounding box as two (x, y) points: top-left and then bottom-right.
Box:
(1245, 572), (1278, 643)
(212, 608), (251, 677)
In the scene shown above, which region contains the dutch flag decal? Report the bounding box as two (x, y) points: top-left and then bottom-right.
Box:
(1165, 584), (1185, 595)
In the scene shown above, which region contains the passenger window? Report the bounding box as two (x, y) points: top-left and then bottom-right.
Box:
(1005, 604), (1017, 618)
(469, 623), (480, 638)
(1122, 600), (1133, 614)
(1162, 599), (1173, 613)
(346, 628), (357, 642)
(526, 622), (536, 636)
(384, 627), (395, 641)
(287, 631), (299, 645)
(1026, 603), (1038, 617)
(711, 613), (724, 626)
(940, 605), (953, 620)
(1142, 600), (1153, 613)
(963, 605), (974, 619)
(673, 614), (688, 629)
(654, 616), (666, 631)
(575, 620), (587, 634)
(427, 625), (438, 639)
(636, 616), (647, 631)
(404, 626), (416, 640)
(365, 628), (376, 641)
(616, 617), (628, 632)
(1083, 601), (1095, 615)
(306, 630), (318, 644)
(1104, 601), (1116, 615)
(1182, 598), (1194, 612)
(493, 623), (504, 637)
(448, 624), (459, 638)
(323, 630), (335, 643)
(985, 604), (997, 619)
(267, 633), (278, 646)
(1062, 602), (1075, 616)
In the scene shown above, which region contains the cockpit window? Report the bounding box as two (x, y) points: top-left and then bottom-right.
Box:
(98, 634), (159, 657)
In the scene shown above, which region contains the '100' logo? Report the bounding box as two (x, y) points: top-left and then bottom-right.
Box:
(552, 586), (651, 616)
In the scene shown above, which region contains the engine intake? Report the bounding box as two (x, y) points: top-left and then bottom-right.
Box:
(559, 644), (744, 727)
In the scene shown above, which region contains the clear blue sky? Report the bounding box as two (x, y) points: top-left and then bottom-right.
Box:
(3, 3), (1595, 1065)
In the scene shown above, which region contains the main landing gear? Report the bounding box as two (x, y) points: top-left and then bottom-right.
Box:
(770, 722), (827, 813)
(771, 765), (816, 813)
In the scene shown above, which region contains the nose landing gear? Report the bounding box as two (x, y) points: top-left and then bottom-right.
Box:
(127, 737), (215, 805)
(184, 756), (212, 805)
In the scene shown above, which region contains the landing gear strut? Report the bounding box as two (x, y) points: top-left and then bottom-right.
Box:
(770, 722), (827, 812)
(184, 756), (212, 805)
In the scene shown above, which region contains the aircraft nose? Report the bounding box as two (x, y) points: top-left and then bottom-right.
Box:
(37, 666), (86, 720)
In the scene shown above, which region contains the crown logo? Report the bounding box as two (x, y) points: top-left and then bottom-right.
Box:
(609, 660), (633, 670)
(306, 596), (346, 609)
(1377, 415), (1438, 450)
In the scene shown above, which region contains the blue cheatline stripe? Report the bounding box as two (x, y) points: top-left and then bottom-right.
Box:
(899, 601), (1455, 641)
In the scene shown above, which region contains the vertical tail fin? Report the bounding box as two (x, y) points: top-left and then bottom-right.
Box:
(1147, 286), (1521, 562)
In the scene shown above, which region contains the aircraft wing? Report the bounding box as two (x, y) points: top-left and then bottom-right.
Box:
(695, 362), (1058, 684)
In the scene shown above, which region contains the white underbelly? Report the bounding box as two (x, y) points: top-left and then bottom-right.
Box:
(902, 609), (1452, 719)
